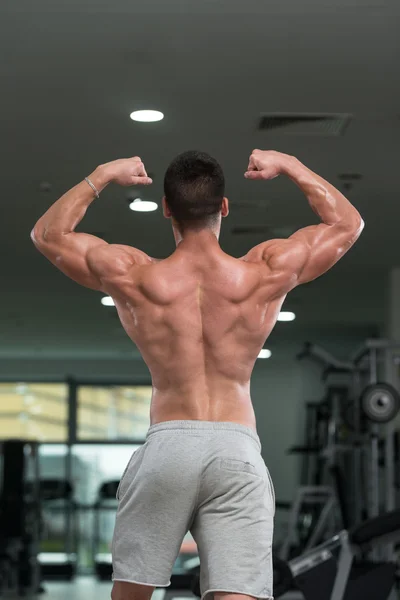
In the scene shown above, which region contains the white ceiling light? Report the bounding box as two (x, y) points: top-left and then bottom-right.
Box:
(129, 198), (158, 212)
(278, 311), (296, 322)
(258, 349), (272, 359)
(101, 296), (115, 307)
(130, 110), (164, 123)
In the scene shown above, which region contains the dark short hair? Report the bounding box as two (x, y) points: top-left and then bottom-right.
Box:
(164, 150), (225, 229)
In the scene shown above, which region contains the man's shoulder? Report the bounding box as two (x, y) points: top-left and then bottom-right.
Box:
(240, 239), (298, 265)
(240, 241), (273, 264)
(108, 244), (159, 266)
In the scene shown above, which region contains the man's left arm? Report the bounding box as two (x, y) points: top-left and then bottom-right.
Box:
(31, 157), (152, 290)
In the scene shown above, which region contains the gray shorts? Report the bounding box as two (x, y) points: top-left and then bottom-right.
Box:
(112, 421), (275, 600)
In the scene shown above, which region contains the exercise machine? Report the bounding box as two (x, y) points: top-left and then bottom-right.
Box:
(282, 341), (400, 560)
(191, 510), (400, 600)
(38, 479), (77, 581)
(93, 479), (119, 580)
(0, 440), (41, 596)
(350, 340), (400, 524)
(280, 347), (355, 559)
(290, 508), (400, 600)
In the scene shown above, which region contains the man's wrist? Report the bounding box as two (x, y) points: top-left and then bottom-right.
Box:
(279, 154), (299, 176)
(280, 155), (310, 182)
(89, 164), (114, 193)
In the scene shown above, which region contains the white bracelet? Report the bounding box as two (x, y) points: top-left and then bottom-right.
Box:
(84, 176), (100, 199)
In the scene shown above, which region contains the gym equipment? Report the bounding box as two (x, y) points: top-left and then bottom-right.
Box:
(297, 342), (353, 371)
(279, 486), (341, 560)
(290, 509), (400, 600)
(0, 440), (41, 596)
(350, 340), (400, 550)
(272, 555), (294, 598)
(297, 340), (400, 528)
(38, 479), (77, 581)
(361, 383), (400, 424)
(280, 356), (353, 559)
(189, 510), (400, 599)
(279, 339), (400, 568)
(93, 480), (119, 580)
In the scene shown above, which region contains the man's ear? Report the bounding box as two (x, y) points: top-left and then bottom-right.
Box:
(162, 197), (172, 219)
(221, 197), (229, 218)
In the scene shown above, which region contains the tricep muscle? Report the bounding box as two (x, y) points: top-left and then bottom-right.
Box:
(263, 220), (363, 290)
(31, 231), (143, 291)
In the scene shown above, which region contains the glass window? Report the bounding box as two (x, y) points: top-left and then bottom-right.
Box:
(0, 383), (68, 442)
(37, 445), (70, 554)
(37, 445), (77, 577)
(77, 386), (151, 441)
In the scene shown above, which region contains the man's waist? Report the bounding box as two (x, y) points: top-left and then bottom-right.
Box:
(147, 419), (260, 450)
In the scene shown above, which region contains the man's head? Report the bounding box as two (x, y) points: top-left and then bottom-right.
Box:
(163, 150), (228, 233)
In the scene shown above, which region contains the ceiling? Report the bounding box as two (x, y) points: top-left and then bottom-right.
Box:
(0, 0), (399, 359)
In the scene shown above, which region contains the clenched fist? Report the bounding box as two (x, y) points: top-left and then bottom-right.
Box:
(244, 149), (289, 181)
(103, 157), (153, 187)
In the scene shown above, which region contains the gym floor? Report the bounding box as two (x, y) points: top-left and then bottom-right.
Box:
(42, 578), (303, 600)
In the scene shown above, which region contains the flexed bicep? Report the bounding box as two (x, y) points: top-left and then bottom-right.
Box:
(244, 150), (364, 291)
(32, 156), (153, 290)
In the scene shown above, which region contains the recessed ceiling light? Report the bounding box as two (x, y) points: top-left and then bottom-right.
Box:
(278, 311), (296, 322)
(101, 296), (115, 307)
(130, 110), (164, 123)
(258, 349), (272, 359)
(129, 198), (158, 212)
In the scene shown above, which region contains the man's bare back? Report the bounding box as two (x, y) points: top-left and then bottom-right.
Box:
(31, 149), (364, 431)
(91, 233), (290, 428)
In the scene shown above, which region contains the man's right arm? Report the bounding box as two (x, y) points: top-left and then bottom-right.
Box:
(244, 150), (364, 289)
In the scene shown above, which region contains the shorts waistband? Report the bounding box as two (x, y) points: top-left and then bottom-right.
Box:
(147, 420), (261, 450)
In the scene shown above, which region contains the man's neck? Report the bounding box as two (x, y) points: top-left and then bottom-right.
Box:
(173, 226), (221, 249)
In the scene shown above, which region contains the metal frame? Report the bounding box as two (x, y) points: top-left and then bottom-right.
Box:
(290, 525), (400, 600)
(353, 341), (400, 561)
(279, 486), (340, 560)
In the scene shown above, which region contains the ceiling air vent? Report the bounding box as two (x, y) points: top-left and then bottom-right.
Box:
(258, 113), (352, 136)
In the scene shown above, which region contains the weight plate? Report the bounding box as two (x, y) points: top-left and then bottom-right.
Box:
(361, 383), (400, 424)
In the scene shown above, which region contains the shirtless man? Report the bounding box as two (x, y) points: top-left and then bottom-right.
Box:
(31, 149), (364, 600)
